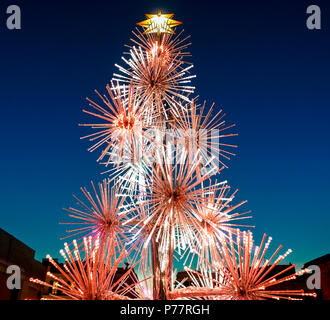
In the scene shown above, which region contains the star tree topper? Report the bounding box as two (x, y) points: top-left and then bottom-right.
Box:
(137, 11), (182, 34)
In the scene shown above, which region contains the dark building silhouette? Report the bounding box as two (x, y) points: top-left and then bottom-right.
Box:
(0, 228), (46, 300)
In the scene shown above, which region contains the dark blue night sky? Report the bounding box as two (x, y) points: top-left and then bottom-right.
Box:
(1, 0), (329, 268)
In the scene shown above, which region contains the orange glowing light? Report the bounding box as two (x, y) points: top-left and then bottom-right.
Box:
(137, 11), (182, 34)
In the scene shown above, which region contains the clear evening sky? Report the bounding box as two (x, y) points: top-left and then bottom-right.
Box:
(1, 0), (329, 268)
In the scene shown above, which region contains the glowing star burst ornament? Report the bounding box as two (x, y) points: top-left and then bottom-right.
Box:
(129, 27), (192, 69)
(173, 99), (238, 172)
(60, 179), (133, 251)
(133, 147), (224, 254)
(80, 83), (151, 167)
(137, 12), (182, 35)
(30, 237), (142, 300)
(169, 230), (317, 300)
(113, 45), (195, 118)
(184, 183), (252, 267)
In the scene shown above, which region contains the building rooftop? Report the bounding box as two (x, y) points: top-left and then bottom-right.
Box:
(304, 254), (330, 268)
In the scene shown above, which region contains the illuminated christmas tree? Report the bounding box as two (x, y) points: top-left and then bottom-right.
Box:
(31, 11), (316, 300)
